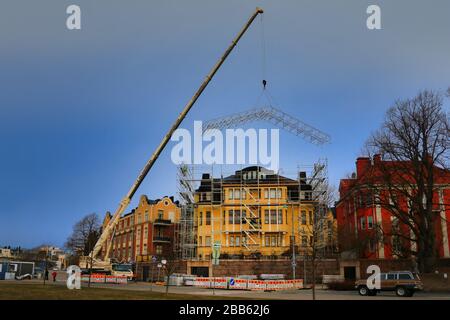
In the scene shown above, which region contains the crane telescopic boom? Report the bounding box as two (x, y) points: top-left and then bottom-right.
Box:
(90, 7), (264, 261)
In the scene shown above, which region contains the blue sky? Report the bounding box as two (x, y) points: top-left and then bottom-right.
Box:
(0, 0), (449, 248)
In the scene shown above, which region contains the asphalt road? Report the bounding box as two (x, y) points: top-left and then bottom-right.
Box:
(11, 279), (450, 300)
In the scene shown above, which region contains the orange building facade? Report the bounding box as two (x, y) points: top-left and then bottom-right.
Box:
(101, 195), (181, 263)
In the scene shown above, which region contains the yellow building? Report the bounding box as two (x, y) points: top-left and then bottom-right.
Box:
(193, 166), (332, 259)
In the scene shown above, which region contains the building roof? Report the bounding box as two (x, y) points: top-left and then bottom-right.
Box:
(196, 166), (312, 192)
(337, 154), (450, 204)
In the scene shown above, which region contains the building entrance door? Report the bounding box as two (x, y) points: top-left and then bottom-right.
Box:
(142, 266), (149, 281)
(344, 266), (356, 280)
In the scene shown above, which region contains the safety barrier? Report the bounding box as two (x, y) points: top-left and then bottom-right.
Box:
(191, 277), (303, 291)
(193, 277), (211, 288)
(247, 280), (267, 291)
(228, 278), (248, 290)
(212, 277), (228, 289)
(81, 273), (128, 284)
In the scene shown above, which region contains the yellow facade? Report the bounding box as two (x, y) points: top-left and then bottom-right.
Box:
(194, 167), (323, 259)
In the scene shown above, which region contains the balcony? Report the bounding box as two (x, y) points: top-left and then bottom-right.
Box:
(153, 236), (171, 243)
(153, 219), (172, 226)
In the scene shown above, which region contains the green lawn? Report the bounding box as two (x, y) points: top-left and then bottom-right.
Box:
(0, 283), (242, 300)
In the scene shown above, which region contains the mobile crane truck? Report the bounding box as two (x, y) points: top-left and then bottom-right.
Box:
(79, 8), (264, 280)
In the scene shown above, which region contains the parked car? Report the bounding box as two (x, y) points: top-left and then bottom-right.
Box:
(33, 267), (44, 279)
(355, 271), (423, 297)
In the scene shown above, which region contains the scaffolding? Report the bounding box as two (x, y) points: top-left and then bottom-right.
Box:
(175, 161), (333, 260)
(176, 165), (197, 259)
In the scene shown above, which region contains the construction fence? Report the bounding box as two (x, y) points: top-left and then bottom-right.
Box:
(190, 277), (303, 291)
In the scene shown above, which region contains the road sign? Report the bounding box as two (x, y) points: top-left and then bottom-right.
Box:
(151, 256), (157, 263)
(230, 278), (235, 286)
(161, 259), (167, 265)
(157, 263), (162, 268)
(212, 241), (221, 260)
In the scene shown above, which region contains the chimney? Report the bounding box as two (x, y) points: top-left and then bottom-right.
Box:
(373, 154), (382, 163)
(202, 173), (210, 180)
(356, 157), (371, 177)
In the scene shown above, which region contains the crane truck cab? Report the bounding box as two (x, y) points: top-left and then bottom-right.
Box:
(111, 263), (134, 280)
(78, 257), (134, 281)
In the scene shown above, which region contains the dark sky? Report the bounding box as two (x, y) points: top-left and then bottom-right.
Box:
(1, 0), (449, 248)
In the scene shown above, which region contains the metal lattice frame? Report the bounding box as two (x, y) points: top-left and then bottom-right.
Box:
(176, 165), (197, 259)
(203, 106), (331, 145)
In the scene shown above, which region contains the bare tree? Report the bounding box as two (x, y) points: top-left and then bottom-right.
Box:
(161, 251), (180, 295)
(363, 90), (449, 272)
(65, 213), (101, 264)
(299, 164), (337, 300)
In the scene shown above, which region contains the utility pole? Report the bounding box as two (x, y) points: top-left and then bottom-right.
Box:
(43, 246), (48, 285)
(88, 240), (93, 288)
(291, 203), (296, 280)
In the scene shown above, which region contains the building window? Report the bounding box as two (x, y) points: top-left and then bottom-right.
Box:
(302, 236), (308, 247)
(156, 245), (162, 255)
(368, 239), (375, 252)
(199, 212), (203, 226)
(360, 217), (366, 230)
(230, 236), (235, 247)
(229, 210), (241, 224)
(158, 210), (164, 220)
(264, 210), (283, 224)
(270, 189), (276, 199)
(308, 211), (313, 225)
(301, 211), (307, 224)
(205, 236), (211, 247)
(143, 243), (147, 254)
(235, 236), (240, 247)
(199, 236), (202, 246)
(265, 188), (282, 199)
(367, 216), (373, 229)
(228, 189), (234, 200)
(265, 235), (270, 247)
(144, 210), (149, 222)
(223, 211), (226, 224)
(365, 193), (373, 207)
(206, 211), (211, 225)
(271, 235), (277, 247)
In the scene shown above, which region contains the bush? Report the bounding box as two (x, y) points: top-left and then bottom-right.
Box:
(326, 280), (355, 291)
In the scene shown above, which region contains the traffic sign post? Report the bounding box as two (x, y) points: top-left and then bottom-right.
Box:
(211, 241), (221, 295)
(212, 241), (221, 265)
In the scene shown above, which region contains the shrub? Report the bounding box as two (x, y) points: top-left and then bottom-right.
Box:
(327, 280), (355, 291)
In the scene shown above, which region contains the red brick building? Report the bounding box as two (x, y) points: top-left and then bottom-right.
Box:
(101, 195), (180, 263)
(336, 155), (450, 260)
